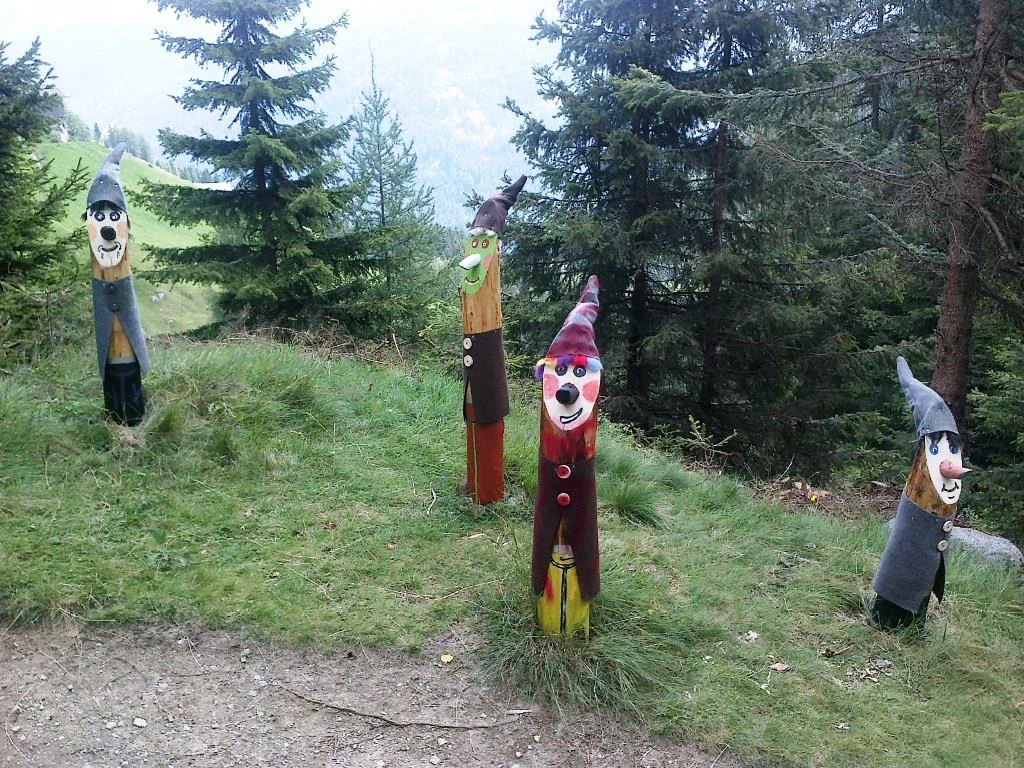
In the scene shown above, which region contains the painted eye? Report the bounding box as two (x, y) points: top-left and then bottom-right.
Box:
(481, 239), (490, 248)
(929, 443), (939, 455)
(109, 210), (121, 221)
(573, 366), (586, 377)
(93, 211), (105, 222)
(950, 444), (959, 454)
(472, 239), (479, 248)
(555, 364), (568, 376)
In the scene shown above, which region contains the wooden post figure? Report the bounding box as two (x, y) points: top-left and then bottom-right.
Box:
(458, 175), (527, 504)
(87, 144), (150, 426)
(531, 276), (602, 637)
(871, 356), (971, 629)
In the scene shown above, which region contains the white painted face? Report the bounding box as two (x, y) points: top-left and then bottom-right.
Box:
(87, 203), (129, 268)
(925, 432), (966, 505)
(542, 359), (600, 431)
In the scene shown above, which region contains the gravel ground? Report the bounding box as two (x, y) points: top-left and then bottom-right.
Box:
(0, 623), (738, 768)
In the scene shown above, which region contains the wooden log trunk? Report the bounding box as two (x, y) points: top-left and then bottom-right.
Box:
(462, 255), (504, 504)
(465, 399), (504, 504)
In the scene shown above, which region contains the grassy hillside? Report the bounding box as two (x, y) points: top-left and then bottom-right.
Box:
(2, 339), (1022, 767)
(39, 140), (216, 332)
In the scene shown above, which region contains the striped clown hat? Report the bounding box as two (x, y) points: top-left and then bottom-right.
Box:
(534, 275), (602, 379)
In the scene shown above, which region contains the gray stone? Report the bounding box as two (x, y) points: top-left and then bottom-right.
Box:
(949, 526), (1024, 567)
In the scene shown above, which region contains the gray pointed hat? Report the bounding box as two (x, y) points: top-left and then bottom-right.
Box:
(896, 356), (959, 438)
(87, 144), (128, 213)
(470, 175), (527, 234)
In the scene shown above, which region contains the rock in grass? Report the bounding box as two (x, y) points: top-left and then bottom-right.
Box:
(950, 527), (1023, 567)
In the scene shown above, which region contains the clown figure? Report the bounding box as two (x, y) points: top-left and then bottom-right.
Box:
(87, 145), (150, 425)
(531, 275), (602, 637)
(871, 356), (971, 629)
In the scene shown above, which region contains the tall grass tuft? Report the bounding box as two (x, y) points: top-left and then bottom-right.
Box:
(478, 557), (720, 719)
(600, 476), (664, 527)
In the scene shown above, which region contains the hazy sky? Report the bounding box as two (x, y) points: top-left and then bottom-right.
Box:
(5, 0), (559, 137)
(5, 0), (561, 223)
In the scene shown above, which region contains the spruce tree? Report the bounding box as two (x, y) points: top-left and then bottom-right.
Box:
(138, 0), (363, 325)
(0, 39), (86, 288)
(0, 39), (88, 364)
(506, 0), (806, 444)
(612, 0), (1024, 475)
(339, 70), (437, 337)
(504, 0), (701, 426)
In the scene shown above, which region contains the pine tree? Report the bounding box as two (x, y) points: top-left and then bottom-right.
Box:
(339, 69), (438, 337)
(137, 0), (363, 325)
(506, 0), (811, 443)
(0, 39), (89, 363)
(505, 0), (702, 425)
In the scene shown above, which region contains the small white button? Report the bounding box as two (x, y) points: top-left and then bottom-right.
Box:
(464, 355), (473, 367)
(937, 540), (949, 552)
(942, 520), (954, 532)
(463, 337), (472, 350)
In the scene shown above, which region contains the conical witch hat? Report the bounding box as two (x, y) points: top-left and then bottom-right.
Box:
(470, 175), (527, 234)
(87, 144), (128, 213)
(546, 275), (600, 360)
(896, 356), (959, 438)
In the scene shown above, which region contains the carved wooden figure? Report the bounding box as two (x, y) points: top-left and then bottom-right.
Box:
(459, 175), (527, 504)
(531, 276), (602, 637)
(87, 145), (150, 426)
(871, 356), (971, 629)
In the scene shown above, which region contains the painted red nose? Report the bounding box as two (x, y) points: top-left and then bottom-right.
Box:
(939, 459), (971, 479)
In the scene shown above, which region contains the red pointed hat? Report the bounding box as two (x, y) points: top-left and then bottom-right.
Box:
(545, 275), (600, 360)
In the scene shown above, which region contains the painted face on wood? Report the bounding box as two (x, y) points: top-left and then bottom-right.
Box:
(541, 357), (601, 431)
(459, 228), (499, 295)
(924, 432), (967, 505)
(87, 203), (129, 268)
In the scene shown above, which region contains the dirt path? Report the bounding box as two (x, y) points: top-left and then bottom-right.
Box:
(0, 624), (737, 768)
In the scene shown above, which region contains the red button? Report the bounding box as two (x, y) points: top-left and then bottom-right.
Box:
(556, 464), (571, 479)
(557, 492), (570, 507)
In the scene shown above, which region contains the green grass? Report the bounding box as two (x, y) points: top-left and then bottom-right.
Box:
(2, 338), (1023, 767)
(37, 140), (216, 332)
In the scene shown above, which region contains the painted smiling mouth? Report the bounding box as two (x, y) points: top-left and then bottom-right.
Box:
(941, 482), (960, 494)
(463, 275), (479, 284)
(559, 407), (583, 424)
(98, 243), (120, 252)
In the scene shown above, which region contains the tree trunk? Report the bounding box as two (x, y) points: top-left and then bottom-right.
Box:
(870, 7), (884, 134)
(931, 0), (1007, 433)
(625, 266), (650, 417)
(699, 118), (730, 423)
(625, 111), (652, 419)
(699, 21), (734, 425)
